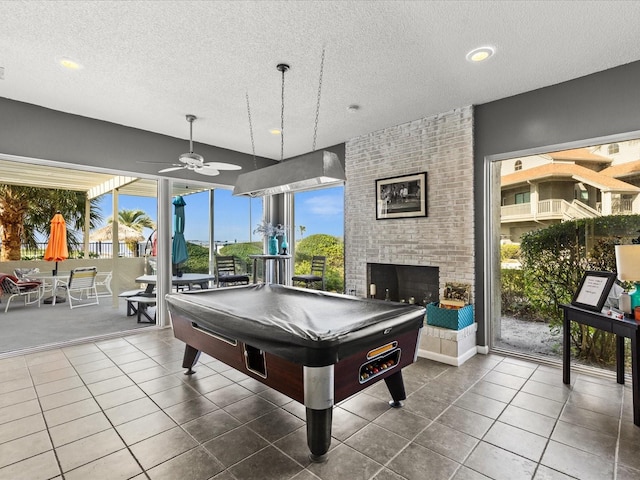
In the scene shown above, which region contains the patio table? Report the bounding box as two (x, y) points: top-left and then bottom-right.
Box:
(135, 274), (215, 294)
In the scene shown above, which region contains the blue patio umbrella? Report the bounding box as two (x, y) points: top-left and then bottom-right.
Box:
(172, 196), (189, 267)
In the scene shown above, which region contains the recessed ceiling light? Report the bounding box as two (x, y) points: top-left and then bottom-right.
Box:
(269, 129), (281, 135)
(466, 46), (495, 63)
(58, 57), (83, 70)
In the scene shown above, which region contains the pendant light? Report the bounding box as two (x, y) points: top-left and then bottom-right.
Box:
(233, 53), (345, 197)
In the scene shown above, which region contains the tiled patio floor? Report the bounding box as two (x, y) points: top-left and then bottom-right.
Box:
(0, 328), (638, 480)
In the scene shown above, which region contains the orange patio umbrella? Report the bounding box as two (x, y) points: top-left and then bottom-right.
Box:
(44, 212), (69, 276)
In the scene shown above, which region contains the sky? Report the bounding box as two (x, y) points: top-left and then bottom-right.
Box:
(94, 186), (344, 245)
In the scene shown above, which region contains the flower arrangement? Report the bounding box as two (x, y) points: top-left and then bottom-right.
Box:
(253, 221), (286, 238)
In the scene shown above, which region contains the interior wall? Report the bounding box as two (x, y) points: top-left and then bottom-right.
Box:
(344, 107), (474, 302)
(0, 97), (273, 187)
(474, 59), (640, 347)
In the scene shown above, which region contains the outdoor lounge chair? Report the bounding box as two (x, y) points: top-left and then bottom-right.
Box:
(55, 267), (99, 309)
(0, 274), (42, 312)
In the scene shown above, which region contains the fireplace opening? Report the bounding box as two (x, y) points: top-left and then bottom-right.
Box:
(367, 263), (439, 305)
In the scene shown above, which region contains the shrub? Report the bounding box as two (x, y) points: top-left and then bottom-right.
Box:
(519, 214), (640, 366)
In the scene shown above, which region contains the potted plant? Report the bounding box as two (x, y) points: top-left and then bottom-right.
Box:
(253, 221), (286, 255)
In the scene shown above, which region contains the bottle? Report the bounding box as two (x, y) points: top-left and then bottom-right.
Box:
(620, 291), (631, 314)
(384, 289), (390, 301)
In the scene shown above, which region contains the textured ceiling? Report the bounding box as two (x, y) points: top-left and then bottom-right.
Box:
(2, 0), (640, 163)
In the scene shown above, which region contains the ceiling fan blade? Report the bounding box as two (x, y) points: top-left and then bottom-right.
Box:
(202, 162), (242, 171)
(137, 160), (176, 165)
(195, 165), (220, 176)
(159, 166), (186, 173)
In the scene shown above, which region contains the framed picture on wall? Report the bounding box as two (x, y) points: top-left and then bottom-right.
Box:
(376, 172), (428, 220)
(571, 271), (616, 312)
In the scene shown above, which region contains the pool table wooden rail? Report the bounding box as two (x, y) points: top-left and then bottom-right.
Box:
(171, 310), (419, 405)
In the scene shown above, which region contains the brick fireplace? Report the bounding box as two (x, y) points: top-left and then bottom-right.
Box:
(344, 106), (475, 326)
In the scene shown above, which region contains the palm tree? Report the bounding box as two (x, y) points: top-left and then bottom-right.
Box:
(107, 209), (155, 254)
(0, 185), (101, 261)
(298, 225), (306, 239)
(109, 209), (155, 233)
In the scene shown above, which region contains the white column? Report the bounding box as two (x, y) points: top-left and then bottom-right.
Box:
(632, 193), (640, 214)
(111, 190), (119, 307)
(156, 179), (171, 327)
(601, 191), (613, 215)
(208, 190), (215, 277)
(283, 192), (293, 286)
(529, 183), (539, 218)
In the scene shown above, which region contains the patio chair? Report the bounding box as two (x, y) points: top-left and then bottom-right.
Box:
(90, 271), (113, 298)
(292, 256), (326, 290)
(215, 256), (250, 287)
(55, 267), (99, 309)
(0, 274), (42, 312)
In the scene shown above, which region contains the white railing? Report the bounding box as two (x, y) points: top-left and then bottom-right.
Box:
(612, 198), (633, 214)
(501, 204), (531, 218)
(537, 199), (563, 215)
(501, 199), (601, 222)
(562, 200), (601, 220)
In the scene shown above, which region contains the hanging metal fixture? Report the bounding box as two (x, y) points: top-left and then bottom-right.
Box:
(233, 52), (345, 197)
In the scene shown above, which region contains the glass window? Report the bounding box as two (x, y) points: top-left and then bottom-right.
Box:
(213, 189), (263, 275)
(514, 160), (522, 171)
(490, 137), (640, 372)
(293, 186), (344, 292)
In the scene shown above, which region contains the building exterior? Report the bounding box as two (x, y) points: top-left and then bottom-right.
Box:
(500, 141), (640, 242)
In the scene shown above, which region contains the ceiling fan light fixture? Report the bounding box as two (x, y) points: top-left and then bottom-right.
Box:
(155, 114), (241, 177)
(179, 151), (204, 165)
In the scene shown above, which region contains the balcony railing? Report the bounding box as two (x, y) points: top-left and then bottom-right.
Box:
(501, 199), (601, 222)
(612, 198), (633, 214)
(14, 241), (146, 260)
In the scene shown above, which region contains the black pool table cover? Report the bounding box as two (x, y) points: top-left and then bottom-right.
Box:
(165, 284), (426, 366)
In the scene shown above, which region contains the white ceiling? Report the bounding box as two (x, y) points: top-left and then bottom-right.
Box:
(2, 0), (640, 162)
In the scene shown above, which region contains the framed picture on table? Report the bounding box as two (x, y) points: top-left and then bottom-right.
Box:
(376, 172), (427, 220)
(571, 271), (617, 312)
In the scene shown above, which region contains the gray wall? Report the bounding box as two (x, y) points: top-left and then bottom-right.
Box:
(0, 97), (274, 186)
(474, 60), (640, 345)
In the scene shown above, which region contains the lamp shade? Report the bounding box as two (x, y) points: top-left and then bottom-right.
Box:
(614, 245), (640, 281)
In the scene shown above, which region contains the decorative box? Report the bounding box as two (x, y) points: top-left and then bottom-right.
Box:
(426, 302), (474, 330)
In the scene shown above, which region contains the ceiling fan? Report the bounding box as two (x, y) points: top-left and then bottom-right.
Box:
(158, 114), (242, 176)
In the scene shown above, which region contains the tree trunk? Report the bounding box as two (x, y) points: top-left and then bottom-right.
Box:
(0, 187), (29, 261)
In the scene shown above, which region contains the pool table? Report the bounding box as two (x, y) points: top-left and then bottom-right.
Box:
(166, 284), (425, 461)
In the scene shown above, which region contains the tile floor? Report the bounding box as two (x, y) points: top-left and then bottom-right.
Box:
(0, 328), (638, 480)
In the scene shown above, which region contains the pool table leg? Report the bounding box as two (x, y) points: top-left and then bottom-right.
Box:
(306, 407), (332, 463)
(182, 344), (201, 375)
(384, 370), (407, 407)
